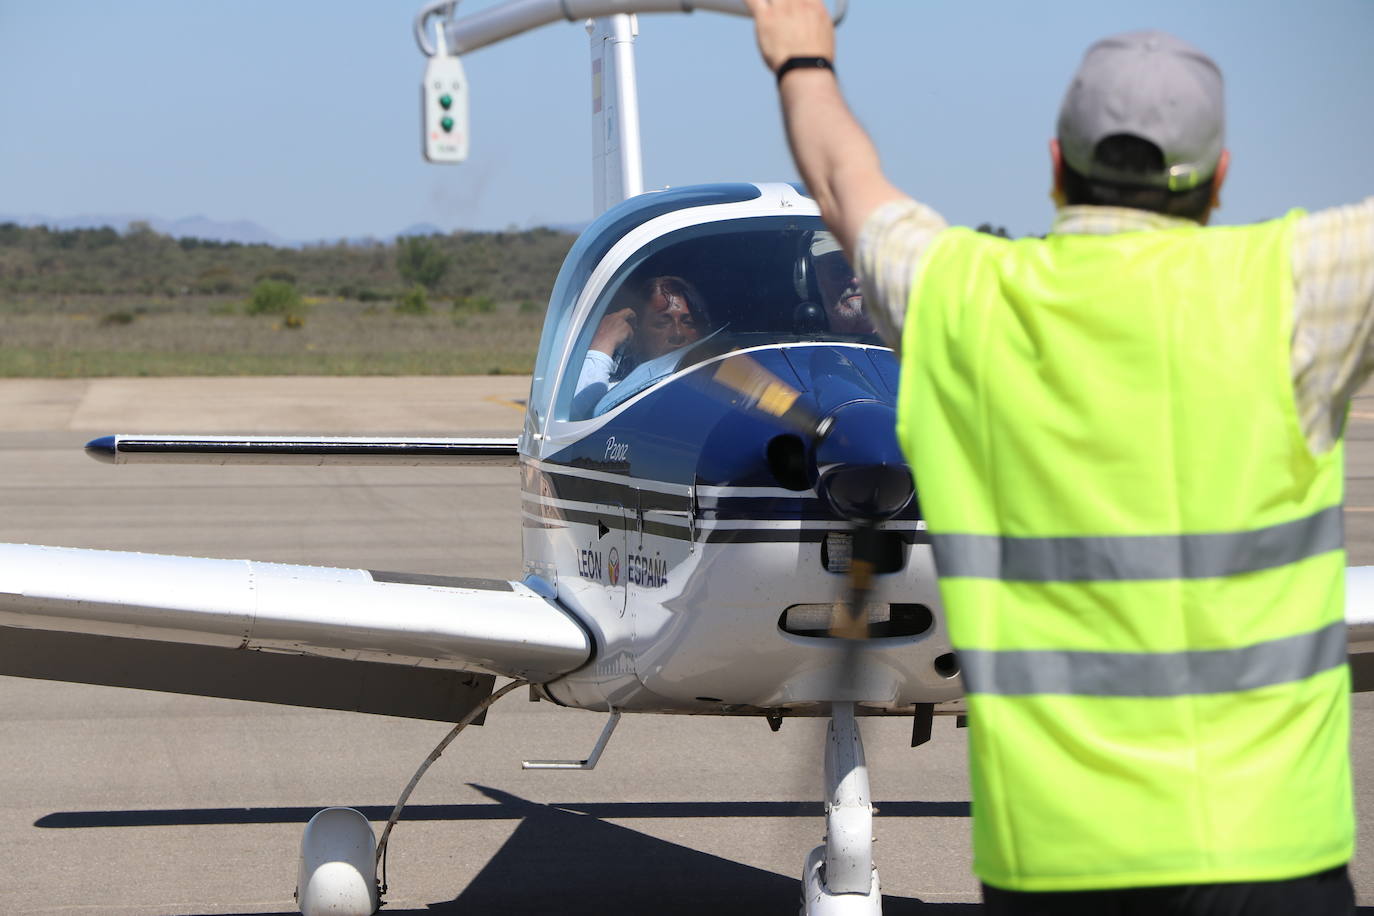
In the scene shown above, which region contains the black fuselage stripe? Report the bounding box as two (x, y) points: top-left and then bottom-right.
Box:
(531, 470), (691, 512)
(703, 529), (932, 545)
(526, 505), (930, 545)
(523, 502), (691, 541)
(522, 494), (928, 544)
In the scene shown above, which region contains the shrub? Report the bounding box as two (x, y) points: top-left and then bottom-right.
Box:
(194, 266), (237, 294)
(454, 295), (496, 314)
(396, 237), (451, 291)
(255, 266), (297, 284)
(395, 284), (430, 315)
(246, 279), (302, 315)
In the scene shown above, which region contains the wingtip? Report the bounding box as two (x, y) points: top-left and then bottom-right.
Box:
(84, 435), (117, 464)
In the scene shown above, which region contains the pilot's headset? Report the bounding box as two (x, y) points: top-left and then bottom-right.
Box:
(791, 230), (838, 332)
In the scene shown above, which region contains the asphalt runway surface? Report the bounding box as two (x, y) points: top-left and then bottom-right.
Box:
(3, 377), (1374, 915)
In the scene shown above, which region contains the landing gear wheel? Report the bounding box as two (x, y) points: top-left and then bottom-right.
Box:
(296, 807), (380, 916)
(801, 844), (882, 915)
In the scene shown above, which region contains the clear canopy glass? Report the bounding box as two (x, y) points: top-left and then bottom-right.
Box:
(546, 216), (879, 422)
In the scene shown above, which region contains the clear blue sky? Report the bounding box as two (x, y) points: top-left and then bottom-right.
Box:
(1, 1), (1369, 241)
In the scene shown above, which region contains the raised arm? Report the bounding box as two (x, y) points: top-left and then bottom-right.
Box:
(746, 0), (904, 258)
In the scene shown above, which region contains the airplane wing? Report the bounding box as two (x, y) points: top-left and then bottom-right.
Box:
(1348, 566), (1374, 647)
(0, 433), (559, 722)
(13, 433), (1374, 706)
(0, 543), (589, 722)
(1346, 566), (1374, 691)
(84, 434), (520, 466)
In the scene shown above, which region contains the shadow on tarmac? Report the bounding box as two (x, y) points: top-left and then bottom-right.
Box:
(41, 784), (977, 914)
(34, 791), (970, 828)
(415, 786), (978, 915)
(43, 788), (1374, 915)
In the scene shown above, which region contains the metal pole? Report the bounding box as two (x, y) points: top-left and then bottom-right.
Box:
(607, 14), (644, 201)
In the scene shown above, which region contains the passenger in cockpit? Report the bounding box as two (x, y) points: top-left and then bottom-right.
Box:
(810, 231), (874, 335)
(572, 275), (711, 418)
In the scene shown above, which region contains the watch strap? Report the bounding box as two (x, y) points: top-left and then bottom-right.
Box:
(775, 56), (834, 86)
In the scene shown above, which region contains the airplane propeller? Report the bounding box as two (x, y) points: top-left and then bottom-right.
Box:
(710, 354), (915, 691)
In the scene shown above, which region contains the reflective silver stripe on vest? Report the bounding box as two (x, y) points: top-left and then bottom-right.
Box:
(958, 620), (1347, 697)
(931, 505), (1343, 582)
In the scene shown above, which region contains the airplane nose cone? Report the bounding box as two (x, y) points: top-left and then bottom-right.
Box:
(821, 463), (915, 524)
(814, 401), (914, 524)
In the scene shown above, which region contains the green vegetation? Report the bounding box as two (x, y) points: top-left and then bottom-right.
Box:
(453, 294), (496, 314)
(0, 294), (544, 377)
(395, 237), (450, 291)
(395, 284), (430, 315)
(246, 279), (303, 316)
(0, 222), (571, 377)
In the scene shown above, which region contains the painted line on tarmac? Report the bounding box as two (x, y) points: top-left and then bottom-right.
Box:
(1351, 411), (1374, 421)
(485, 395), (527, 413)
(1348, 507), (1374, 513)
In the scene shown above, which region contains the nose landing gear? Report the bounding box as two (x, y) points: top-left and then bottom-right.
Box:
(801, 702), (882, 915)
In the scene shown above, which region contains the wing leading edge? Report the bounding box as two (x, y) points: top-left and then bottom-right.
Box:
(0, 544), (588, 685)
(84, 434), (520, 466)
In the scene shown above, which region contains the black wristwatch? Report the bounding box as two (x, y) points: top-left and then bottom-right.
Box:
(775, 56), (834, 86)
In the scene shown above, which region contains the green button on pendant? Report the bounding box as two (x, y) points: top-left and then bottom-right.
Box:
(440, 116), (455, 133)
(439, 94), (453, 110)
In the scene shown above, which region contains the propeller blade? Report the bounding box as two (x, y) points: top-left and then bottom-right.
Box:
(710, 355), (887, 700)
(710, 355), (830, 439)
(831, 523), (877, 640)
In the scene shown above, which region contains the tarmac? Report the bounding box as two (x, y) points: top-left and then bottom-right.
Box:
(1, 376), (1373, 914)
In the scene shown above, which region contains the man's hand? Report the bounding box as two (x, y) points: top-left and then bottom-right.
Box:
(590, 308), (637, 356)
(744, 0), (835, 74)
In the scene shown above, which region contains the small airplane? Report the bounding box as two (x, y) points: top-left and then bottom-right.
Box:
(4, 3), (1374, 914)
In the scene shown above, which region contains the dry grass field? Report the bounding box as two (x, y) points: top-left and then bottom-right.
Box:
(0, 294), (545, 377)
(0, 222), (572, 376)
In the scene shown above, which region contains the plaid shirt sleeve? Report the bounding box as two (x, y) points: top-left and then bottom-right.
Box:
(1291, 196), (1374, 453)
(854, 197), (949, 351)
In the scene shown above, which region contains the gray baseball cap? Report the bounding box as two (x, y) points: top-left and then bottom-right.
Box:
(1058, 30), (1224, 191)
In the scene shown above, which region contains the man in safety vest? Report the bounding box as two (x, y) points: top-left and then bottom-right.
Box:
(747, 1), (1374, 912)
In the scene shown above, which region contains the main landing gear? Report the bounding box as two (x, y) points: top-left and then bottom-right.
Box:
(289, 699), (883, 915)
(295, 807), (380, 916)
(801, 702), (882, 915)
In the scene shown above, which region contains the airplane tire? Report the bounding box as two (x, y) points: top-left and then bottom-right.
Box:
(800, 844), (882, 915)
(296, 807), (379, 916)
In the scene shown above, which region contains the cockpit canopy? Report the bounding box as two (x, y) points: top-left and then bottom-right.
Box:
(529, 196), (878, 430)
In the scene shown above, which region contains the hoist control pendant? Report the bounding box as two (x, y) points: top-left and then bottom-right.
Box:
(297, 807), (379, 916)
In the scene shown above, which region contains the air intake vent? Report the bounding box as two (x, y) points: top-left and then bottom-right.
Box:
(822, 531), (906, 574)
(766, 434), (810, 491)
(779, 602), (933, 638)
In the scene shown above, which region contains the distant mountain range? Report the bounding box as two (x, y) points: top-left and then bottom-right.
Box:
(0, 213), (582, 247)
(0, 212), (288, 246)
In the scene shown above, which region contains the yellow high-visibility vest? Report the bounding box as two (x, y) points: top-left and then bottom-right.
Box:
(896, 212), (1352, 892)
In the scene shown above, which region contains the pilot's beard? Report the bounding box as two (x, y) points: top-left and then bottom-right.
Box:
(831, 287), (866, 329)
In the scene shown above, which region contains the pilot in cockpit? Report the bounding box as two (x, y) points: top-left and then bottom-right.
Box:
(572, 275), (711, 418)
(808, 231), (874, 335)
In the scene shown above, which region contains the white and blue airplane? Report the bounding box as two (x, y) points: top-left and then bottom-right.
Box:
(3, 3), (1374, 914)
